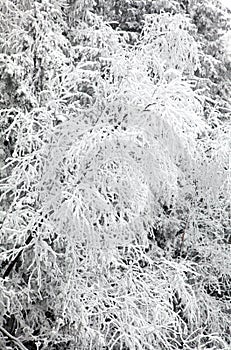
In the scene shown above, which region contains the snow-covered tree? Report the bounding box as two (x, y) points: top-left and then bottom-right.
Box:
(0, 1), (230, 349)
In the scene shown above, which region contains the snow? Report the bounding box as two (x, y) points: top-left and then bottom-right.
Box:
(219, 0), (231, 61)
(219, 0), (231, 10)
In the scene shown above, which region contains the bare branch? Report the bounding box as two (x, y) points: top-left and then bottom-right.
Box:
(0, 326), (29, 350)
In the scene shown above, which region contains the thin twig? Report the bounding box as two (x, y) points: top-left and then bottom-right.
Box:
(2, 233), (34, 279)
(0, 326), (29, 350)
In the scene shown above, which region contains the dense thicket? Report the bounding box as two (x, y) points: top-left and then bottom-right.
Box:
(0, 1), (230, 350)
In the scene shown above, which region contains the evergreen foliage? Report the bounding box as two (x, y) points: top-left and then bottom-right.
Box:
(0, 1), (230, 349)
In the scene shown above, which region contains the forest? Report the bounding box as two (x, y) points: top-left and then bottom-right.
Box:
(0, 0), (230, 349)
